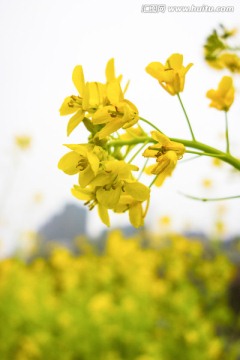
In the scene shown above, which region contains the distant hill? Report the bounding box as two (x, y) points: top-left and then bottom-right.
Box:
(38, 203), (87, 250)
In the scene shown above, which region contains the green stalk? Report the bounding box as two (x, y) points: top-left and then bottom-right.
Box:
(139, 117), (163, 133)
(178, 192), (240, 202)
(137, 158), (149, 180)
(177, 93), (196, 141)
(225, 111), (230, 154)
(149, 175), (158, 188)
(127, 141), (148, 164)
(108, 137), (240, 171)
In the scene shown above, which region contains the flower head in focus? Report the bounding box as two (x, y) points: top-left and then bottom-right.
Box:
(146, 54), (193, 95)
(114, 194), (147, 228)
(59, 59), (139, 138)
(71, 185), (111, 227)
(59, 64), (106, 136)
(58, 144), (107, 187)
(71, 159), (150, 228)
(92, 82), (139, 139)
(143, 131), (185, 186)
(90, 160), (149, 210)
(206, 76), (234, 111)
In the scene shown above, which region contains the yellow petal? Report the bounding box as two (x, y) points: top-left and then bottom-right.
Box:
(89, 172), (114, 187)
(145, 62), (164, 80)
(129, 202), (143, 228)
(98, 204), (110, 226)
(167, 53), (183, 69)
(107, 81), (123, 104)
(124, 182), (150, 202)
(105, 58), (116, 83)
(58, 152), (80, 175)
(97, 118), (124, 139)
(78, 166), (95, 188)
(59, 96), (79, 116)
(150, 131), (169, 145)
(218, 76), (233, 95)
(87, 151), (100, 175)
(87, 82), (101, 108)
(96, 187), (122, 209)
(144, 164), (156, 175)
(67, 110), (85, 136)
(142, 148), (157, 158)
(104, 160), (138, 179)
(92, 106), (115, 124)
(64, 144), (88, 155)
(72, 65), (85, 96)
(71, 185), (93, 201)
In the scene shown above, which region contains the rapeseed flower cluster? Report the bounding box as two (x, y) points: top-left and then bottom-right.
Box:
(143, 131), (185, 186)
(60, 59), (138, 137)
(59, 37), (239, 227)
(204, 25), (240, 73)
(59, 58), (188, 226)
(59, 60), (149, 227)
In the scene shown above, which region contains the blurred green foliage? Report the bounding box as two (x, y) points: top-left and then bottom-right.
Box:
(0, 231), (239, 360)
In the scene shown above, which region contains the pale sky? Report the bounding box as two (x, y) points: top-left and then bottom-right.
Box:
(1, 0), (240, 256)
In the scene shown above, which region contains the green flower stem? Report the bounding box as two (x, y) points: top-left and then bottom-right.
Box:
(139, 117), (163, 133)
(108, 137), (240, 171)
(226, 46), (240, 51)
(177, 93), (196, 141)
(178, 192), (240, 202)
(225, 111), (230, 154)
(185, 150), (225, 158)
(171, 138), (240, 170)
(127, 141), (148, 164)
(137, 158), (149, 180)
(149, 175), (158, 188)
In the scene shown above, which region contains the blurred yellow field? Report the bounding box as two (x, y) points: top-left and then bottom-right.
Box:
(0, 231), (239, 360)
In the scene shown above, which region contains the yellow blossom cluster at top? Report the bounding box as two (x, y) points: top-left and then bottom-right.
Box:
(59, 59), (138, 137)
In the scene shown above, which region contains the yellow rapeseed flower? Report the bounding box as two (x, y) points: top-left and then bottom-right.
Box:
(71, 184), (110, 226)
(92, 81), (139, 139)
(219, 53), (240, 73)
(90, 160), (149, 209)
(72, 159), (150, 227)
(208, 53), (240, 73)
(59, 64), (106, 135)
(60, 59), (139, 138)
(146, 53), (193, 95)
(206, 76), (234, 111)
(114, 194), (147, 228)
(143, 131), (185, 186)
(58, 144), (106, 187)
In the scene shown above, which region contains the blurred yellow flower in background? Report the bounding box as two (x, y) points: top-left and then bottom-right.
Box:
(206, 76), (234, 111)
(15, 135), (31, 150)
